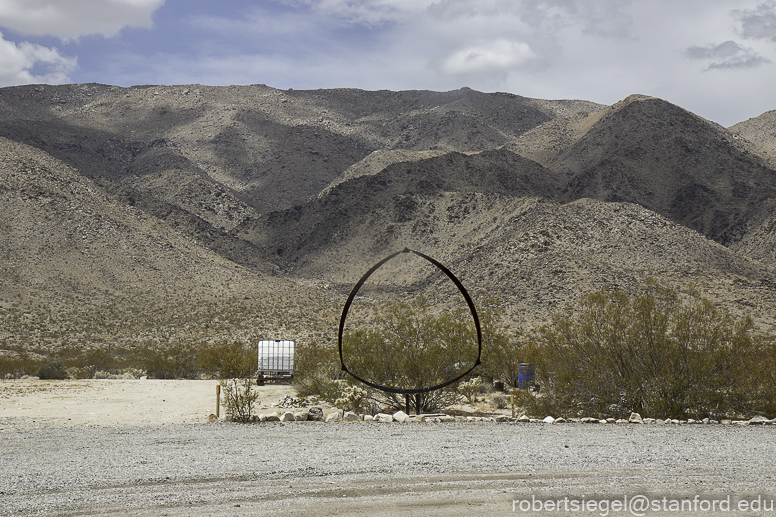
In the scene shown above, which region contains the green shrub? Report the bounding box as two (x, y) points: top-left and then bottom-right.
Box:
(531, 280), (768, 419)
(199, 342), (257, 379)
(293, 341), (344, 402)
(37, 359), (68, 380)
(341, 295), (479, 413)
(139, 343), (200, 379)
(221, 378), (260, 422)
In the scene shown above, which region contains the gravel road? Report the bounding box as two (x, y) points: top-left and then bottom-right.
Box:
(2, 421), (775, 516)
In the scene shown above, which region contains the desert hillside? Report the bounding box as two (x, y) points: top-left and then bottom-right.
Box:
(1, 83), (775, 354)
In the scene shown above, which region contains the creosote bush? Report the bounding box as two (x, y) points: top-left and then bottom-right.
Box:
(523, 280), (774, 420)
(341, 295), (479, 413)
(37, 359), (68, 380)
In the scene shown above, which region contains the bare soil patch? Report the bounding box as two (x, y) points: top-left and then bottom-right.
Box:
(0, 379), (296, 428)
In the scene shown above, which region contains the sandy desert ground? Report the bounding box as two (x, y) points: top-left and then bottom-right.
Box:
(3, 379), (776, 516)
(0, 378), (297, 427)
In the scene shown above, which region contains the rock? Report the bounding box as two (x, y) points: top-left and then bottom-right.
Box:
(580, 417), (599, 424)
(120, 372), (135, 380)
(259, 414), (267, 422)
(710, 420), (719, 424)
(325, 411), (341, 423)
(392, 411), (410, 423)
(265, 412), (280, 422)
(454, 416), (467, 422)
(343, 411), (359, 422)
(207, 413), (218, 423)
(543, 416), (555, 424)
(687, 419), (697, 424)
(598, 419), (608, 424)
(495, 415), (510, 422)
(616, 419), (629, 424)
(643, 418), (655, 424)
(294, 410), (309, 421)
(307, 407), (324, 422)
(280, 411), (295, 422)
(439, 416), (456, 423)
(628, 412), (643, 424)
(606, 418), (616, 424)
(721, 419), (732, 425)
(554, 417), (567, 424)
(411, 416), (426, 423)
(702, 418), (710, 424)
(749, 415), (770, 425)
(375, 413), (393, 423)
(363, 415), (374, 422)
(517, 415), (531, 423)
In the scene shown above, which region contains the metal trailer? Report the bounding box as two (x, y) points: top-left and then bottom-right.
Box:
(257, 339), (295, 384)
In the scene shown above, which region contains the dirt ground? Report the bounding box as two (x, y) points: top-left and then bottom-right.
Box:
(0, 378), (298, 427)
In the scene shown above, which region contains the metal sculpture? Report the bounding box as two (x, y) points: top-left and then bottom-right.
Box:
(338, 248), (481, 412)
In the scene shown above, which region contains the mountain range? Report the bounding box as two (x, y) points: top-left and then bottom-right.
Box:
(1, 83), (775, 354)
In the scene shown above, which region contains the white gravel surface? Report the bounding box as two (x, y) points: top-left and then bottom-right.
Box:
(2, 421), (776, 516)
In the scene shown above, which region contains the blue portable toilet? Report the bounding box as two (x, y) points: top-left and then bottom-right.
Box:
(518, 363), (535, 389)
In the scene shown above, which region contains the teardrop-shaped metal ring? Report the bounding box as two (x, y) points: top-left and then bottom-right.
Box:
(338, 248), (482, 395)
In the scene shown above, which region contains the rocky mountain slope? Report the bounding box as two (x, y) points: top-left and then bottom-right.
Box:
(1, 83), (775, 353)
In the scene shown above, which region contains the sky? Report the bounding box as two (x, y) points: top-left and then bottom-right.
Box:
(1, 1), (776, 127)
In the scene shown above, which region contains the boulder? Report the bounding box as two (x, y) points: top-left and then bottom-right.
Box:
(495, 415), (510, 422)
(280, 411), (295, 422)
(294, 410), (309, 421)
(439, 416), (456, 423)
(392, 411), (410, 423)
(207, 413), (218, 423)
(363, 414), (374, 422)
(543, 416), (555, 424)
(375, 413), (393, 423)
(343, 411), (359, 422)
(749, 415), (770, 425)
(606, 418), (616, 424)
(325, 411), (341, 423)
(517, 415), (531, 423)
(628, 412), (643, 424)
(411, 416), (427, 423)
(580, 417), (599, 424)
(265, 412), (280, 422)
(307, 407), (324, 422)
(616, 419), (629, 424)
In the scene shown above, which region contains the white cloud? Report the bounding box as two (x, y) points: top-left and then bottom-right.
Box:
(736, 0), (776, 42)
(279, 0), (431, 26)
(438, 38), (536, 76)
(685, 40), (771, 70)
(0, 0), (165, 40)
(0, 31), (76, 84)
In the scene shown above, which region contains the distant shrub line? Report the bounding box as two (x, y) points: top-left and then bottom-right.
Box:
(1, 341), (258, 381)
(4, 281), (775, 420)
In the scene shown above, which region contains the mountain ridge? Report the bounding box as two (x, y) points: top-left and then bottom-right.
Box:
(1, 83), (776, 353)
